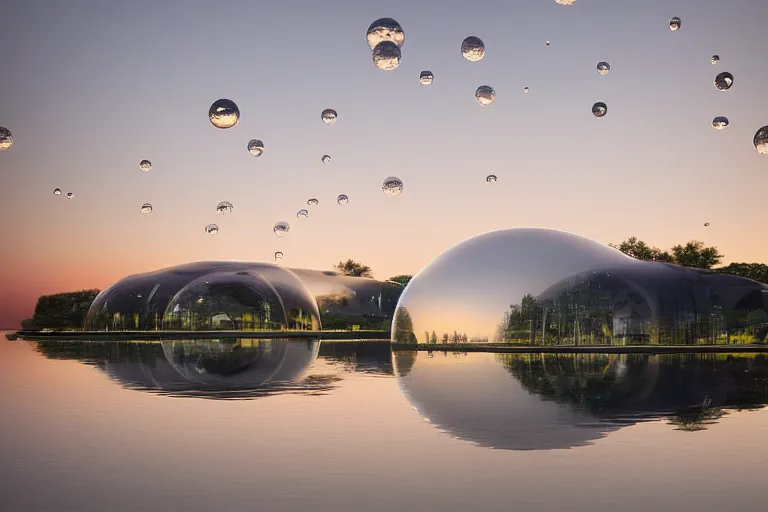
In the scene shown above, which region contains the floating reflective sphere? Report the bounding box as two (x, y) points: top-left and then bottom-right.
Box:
(555, 0), (576, 5)
(704, 222), (710, 227)
(321, 154), (331, 164)
(216, 201), (233, 215)
(205, 224), (219, 235)
(754, 126), (768, 155)
(475, 85), (496, 106)
(366, 18), (405, 50)
(139, 159), (151, 172)
(337, 194), (349, 205)
(711, 55), (720, 65)
(321, 109), (337, 125)
(545, 40), (551, 46)
(0, 127), (12, 150)
(141, 203), (153, 214)
(592, 102), (607, 117)
(65, 192), (74, 200)
(372, 41), (401, 70)
(208, 99), (240, 129)
(382, 176), (403, 196)
(712, 116), (729, 130)
(391, 228), (768, 345)
(669, 17), (681, 31)
(307, 198), (319, 207)
(486, 174), (497, 183)
(273, 221), (290, 237)
(53, 188), (62, 196)
(597, 61), (610, 75)
(274, 251), (284, 262)
(461, 36), (485, 62)
(419, 71), (434, 85)
(247, 139), (264, 157)
(523, 87), (529, 94)
(297, 209), (309, 218)
(714, 72), (734, 91)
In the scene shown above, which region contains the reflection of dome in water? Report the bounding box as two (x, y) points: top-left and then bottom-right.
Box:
(393, 350), (768, 449)
(102, 339), (321, 398)
(392, 228), (768, 345)
(392, 228), (634, 343)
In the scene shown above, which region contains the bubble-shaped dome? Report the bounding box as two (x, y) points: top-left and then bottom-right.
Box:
(392, 228), (768, 345)
(163, 271), (319, 331)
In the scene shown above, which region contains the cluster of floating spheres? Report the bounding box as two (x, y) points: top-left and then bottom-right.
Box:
(216, 201), (233, 215)
(247, 139), (264, 157)
(139, 159), (152, 172)
(712, 116), (729, 131)
(209, 99), (240, 129)
(592, 102), (607, 118)
(337, 194), (349, 205)
(141, 203), (153, 214)
(367, 18), (404, 71)
(274, 221), (290, 237)
(297, 209), (309, 218)
(0, 127), (12, 151)
(382, 176), (404, 196)
(205, 223), (219, 235)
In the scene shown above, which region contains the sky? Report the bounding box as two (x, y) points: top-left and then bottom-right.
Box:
(1, 0), (767, 327)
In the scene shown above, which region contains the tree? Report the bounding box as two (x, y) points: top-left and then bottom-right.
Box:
(30, 289), (100, 330)
(333, 259), (373, 278)
(387, 275), (413, 287)
(717, 263), (768, 284)
(611, 237), (722, 269)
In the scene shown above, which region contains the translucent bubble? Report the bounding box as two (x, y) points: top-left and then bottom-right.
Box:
(391, 228), (768, 345)
(273, 221), (290, 237)
(597, 61), (610, 75)
(372, 41), (401, 71)
(141, 203), (153, 214)
(66, 192), (74, 200)
(712, 116), (729, 131)
(669, 17), (681, 31)
(53, 188), (62, 196)
(307, 198), (319, 207)
(274, 251), (284, 262)
(461, 36), (485, 62)
(382, 176), (404, 196)
(216, 201), (234, 215)
(523, 87), (529, 94)
(205, 224), (219, 235)
(297, 209), (309, 218)
(139, 159), (152, 172)
(366, 18), (405, 50)
(208, 99), (240, 129)
(420, 71), (434, 85)
(711, 55), (720, 65)
(321, 109), (338, 126)
(337, 194), (349, 205)
(714, 72), (734, 91)
(0, 127), (12, 151)
(486, 174), (498, 183)
(555, 0), (576, 5)
(321, 154), (331, 164)
(247, 139), (264, 157)
(475, 85), (496, 106)
(754, 126), (768, 155)
(592, 102), (607, 118)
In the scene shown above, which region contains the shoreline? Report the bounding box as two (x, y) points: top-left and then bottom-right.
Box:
(12, 330), (392, 342)
(390, 343), (768, 354)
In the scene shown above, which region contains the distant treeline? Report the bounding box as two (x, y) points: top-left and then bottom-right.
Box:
(21, 290), (100, 331)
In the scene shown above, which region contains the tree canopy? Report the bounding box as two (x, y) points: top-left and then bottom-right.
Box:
(387, 274), (413, 287)
(26, 289), (101, 330)
(333, 259), (373, 277)
(610, 237), (723, 269)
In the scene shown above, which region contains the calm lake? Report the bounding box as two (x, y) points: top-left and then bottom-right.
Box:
(2, 333), (767, 511)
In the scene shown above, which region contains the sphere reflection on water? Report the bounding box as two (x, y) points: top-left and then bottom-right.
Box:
(391, 228), (768, 345)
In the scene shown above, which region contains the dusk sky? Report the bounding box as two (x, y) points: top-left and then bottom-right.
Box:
(1, 0), (767, 327)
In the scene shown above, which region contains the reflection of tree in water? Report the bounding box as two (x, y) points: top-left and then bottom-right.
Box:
(318, 341), (393, 375)
(497, 352), (768, 431)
